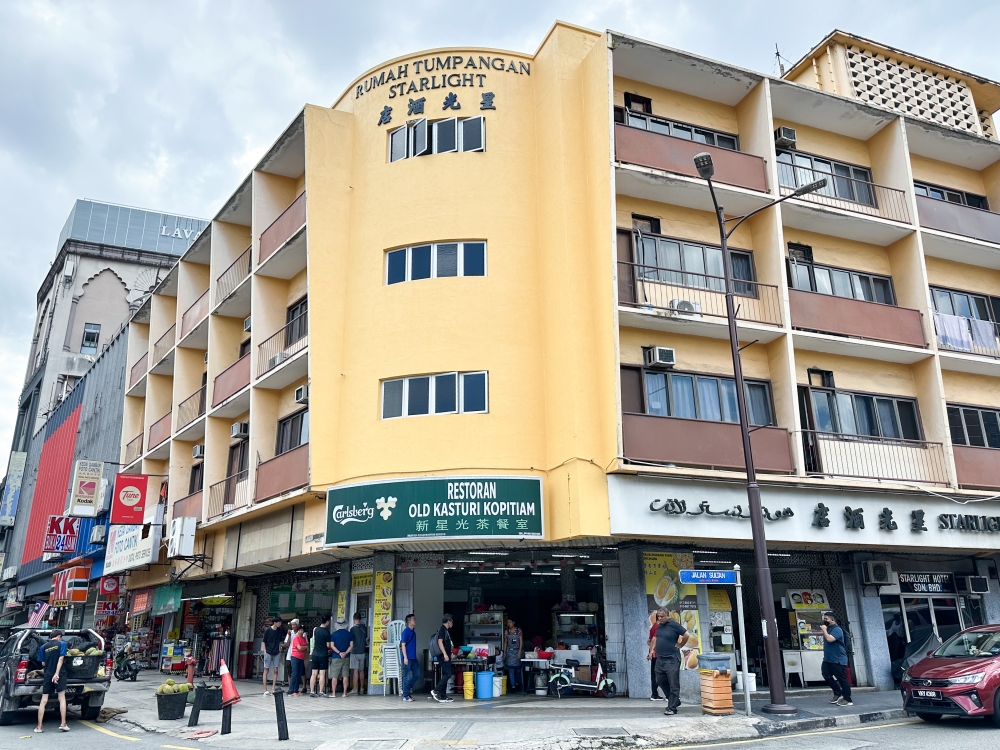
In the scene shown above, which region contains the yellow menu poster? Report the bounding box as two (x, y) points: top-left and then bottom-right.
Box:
(368, 570), (394, 687)
(643, 551), (702, 670)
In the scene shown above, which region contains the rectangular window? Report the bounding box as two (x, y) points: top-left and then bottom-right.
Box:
(389, 126), (408, 163)
(385, 241), (488, 284)
(461, 117), (485, 152)
(807, 388), (922, 440)
(914, 181), (989, 211)
(645, 372), (668, 416)
(382, 371), (489, 418)
(788, 255), (896, 306)
(81, 323), (101, 354)
(948, 404), (1000, 449)
(434, 118), (457, 154)
(390, 117), (487, 162)
(641, 371), (774, 425)
(630, 231), (755, 293)
(624, 109), (739, 151)
(930, 286), (999, 323)
(777, 150), (874, 205)
(276, 409), (309, 454)
(189, 462), (204, 495)
(285, 297), (308, 345)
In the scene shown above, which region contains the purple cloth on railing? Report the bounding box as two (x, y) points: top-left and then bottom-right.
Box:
(969, 318), (998, 352)
(934, 313), (972, 351)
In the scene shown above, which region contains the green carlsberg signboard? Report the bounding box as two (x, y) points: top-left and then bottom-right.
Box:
(325, 476), (543, 545)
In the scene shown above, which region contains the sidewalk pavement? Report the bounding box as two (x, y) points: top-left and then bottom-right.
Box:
(100, 676), (906, 750)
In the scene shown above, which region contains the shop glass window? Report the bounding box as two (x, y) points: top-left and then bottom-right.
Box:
(624, 109), (739, 151)
(914, 181), (990, 211)
(805, 387), (921, 441)
(382, 372), (488, 419)
(642, 371), (773, 425)
(386, 242), (487, 284)
(948, 404), (1000, 449)
(930, 286), (997, 322)
(788, 256), (895, 305)
(632, 232), (755, 294)
(80, 323), (101, 354)
(777, 151), (874, 205)
(389, 117), (486, 162)
(276, 408), (309, 454)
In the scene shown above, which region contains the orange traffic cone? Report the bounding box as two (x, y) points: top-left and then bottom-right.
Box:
(220, 659), (241, 706)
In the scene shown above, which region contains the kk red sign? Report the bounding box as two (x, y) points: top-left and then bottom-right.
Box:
(42, 516), (81, 554)
(111, 474), (147, 525)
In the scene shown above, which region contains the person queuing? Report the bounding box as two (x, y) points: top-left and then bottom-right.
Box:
(309, 614), (332, 697)
(400, 614), (420, 702)
(262, 617), (286, 696)
(648, 616), (664, 701)
(288, 623), (309, 697)
(349, 612), (368, 695)
(503, 618), (524, 692)
(430, 615), (455, 703)
(820, 611), (852, 707)
(648, 608), (688, 715)
(283, 618), (300, 687)
(329, 619), (353, 698)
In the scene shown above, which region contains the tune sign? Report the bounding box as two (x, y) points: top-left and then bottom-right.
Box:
(111, 474), (147, 525)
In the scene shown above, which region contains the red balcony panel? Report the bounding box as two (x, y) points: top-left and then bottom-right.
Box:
(212, 354), (251, 407)
(615, 124), (768, 193)
(955, 445), (1000, 489)
(917, 195), (1000, 245)
(173, 491), (202, 521)
(788, 289), (926, 347)
(259, 192), (306, 264)
(128, 353), (148, 389)
(180, 290), (210, 339)
(148, 412), (172, 450)
(254, 444), (309, 502)
(622, 413), (794, 474)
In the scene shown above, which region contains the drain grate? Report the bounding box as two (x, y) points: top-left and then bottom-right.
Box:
(574, 728), (630, 737)
(348, 742), (408, 750)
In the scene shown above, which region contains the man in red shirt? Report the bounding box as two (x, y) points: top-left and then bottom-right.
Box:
(648, 619), (663, 700)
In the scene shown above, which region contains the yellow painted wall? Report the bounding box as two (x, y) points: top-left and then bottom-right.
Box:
(781, 228), (890, 276)
(943, 371), (1000, 409)
(910, 154), (986, 195)
(925, 256), (1000, 298)
(793, 350), (917, 397)
(773, 119), (871, 167)
(615, 196), (753, 249)
(619, 327), (771, 380)
(613, 76), (738, 134)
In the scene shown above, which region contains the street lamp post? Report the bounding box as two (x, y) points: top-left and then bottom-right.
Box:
(692, 152), (826, 715)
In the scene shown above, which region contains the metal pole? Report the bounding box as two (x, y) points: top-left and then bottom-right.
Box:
(708, 180), (795, 715)
(734, 565), (751, 717)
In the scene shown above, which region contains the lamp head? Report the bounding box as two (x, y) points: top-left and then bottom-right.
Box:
(793, 178), (827, 196)
(693, 152), (714, 180)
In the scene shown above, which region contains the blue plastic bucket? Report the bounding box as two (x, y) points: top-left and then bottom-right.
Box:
(697, 652), (732, 672)
(476, 670), (494, 699)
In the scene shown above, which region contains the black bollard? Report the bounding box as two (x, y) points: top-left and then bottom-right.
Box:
(221, 703), (232, 735)
(188, 685), (206, 727)
(274, 688), (289, 741)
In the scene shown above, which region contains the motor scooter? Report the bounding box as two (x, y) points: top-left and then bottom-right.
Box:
(114, 648), (139, 681)
(548, 658), (616, 698)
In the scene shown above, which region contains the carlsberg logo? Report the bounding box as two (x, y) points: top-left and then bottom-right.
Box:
(332, 503), (376, 526)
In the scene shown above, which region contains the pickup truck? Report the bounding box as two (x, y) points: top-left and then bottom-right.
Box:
(0, 627), (111, 724)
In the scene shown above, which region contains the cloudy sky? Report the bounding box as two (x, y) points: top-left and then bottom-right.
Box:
(1, 0), (998, 457)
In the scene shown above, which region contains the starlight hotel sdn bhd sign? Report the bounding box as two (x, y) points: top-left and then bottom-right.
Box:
(355, 53), (530, 101)
(325, 476), (543, 545)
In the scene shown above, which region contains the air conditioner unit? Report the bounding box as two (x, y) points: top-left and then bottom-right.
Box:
(774, 126), (797, 149)
(669, 299), (703, 318)
(89, 525), (107, 545)
(643, 346), (676, 369)
(192, 444), (206, 459)
(295, 385), (309, 404)
(957, 576), (990, 594)
(268, 353), (289, 370)
(230, 422), (249, 439)
(168, 516), (196, 559)
(862, 560), (894, 585)
(243, 316), (252, 332)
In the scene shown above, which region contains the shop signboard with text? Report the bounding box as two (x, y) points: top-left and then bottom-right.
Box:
(69, 460), (104, 517)
(368, 570), (394, 687)
(42, 515), (81, 554)
(0, 452), (27, 526)
(643, 552), (702, 671)
(104, 523), (162, 575)
(325, 476), (543, 546)
(111, 474), (147, 525)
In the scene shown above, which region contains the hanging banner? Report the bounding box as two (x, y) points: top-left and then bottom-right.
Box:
(69, 460), (104, 517)
(368, 570), (394, 687)
(336, 590), (347, 621)
(643, 552), (703, 671)
(111, 474), (147, 525)
(42, 516), (82, 554)
(0, 451), (27, 526)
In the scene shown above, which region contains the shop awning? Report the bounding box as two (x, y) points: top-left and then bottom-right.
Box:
(151, 584), (183, 616)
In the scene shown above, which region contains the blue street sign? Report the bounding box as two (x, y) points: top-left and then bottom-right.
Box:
(679, 569), (737, 585)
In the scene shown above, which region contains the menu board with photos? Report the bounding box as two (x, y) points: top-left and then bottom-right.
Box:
(642, 552), (702, 671)
(368, 570), (394, 687)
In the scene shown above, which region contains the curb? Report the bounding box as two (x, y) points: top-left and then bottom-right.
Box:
(753, 708), (909, 737)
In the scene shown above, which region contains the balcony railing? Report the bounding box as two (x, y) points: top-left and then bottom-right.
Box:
(933, 314), (1000, 358)
(128, 353), (148, 389)
(258, 313), (308, 377)
(148, 412), (172, 450)
(212, 353), (251, 407)
(917, 195), (1000, 245)
(954, 445), (1000, 489)
(215, 246), (252, 305)
(801, 430), (948, 484)
(173, 490), (202, 521)
(180, 290), (210, 339)
(152, 325), (175, 364)
(622, 413), (794, 474)
(614, 124), (768, 192)
(789, 289), (927, 347)
(177, 386), (207, 429)
(618, 262), (782, 326)
(124, 434), (143, 465)
(207, 470), (250, 520)
(259, 192), (306, 264)
(254, 444), (309, 502)
(777, 164), (910, 223)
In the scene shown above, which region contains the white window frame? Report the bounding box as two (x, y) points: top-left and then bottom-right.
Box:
(460, 371), (489, 414)
(389, 117), (486, 162)
(388, 125), (408, 163)
(381, 371), (489, 419)
(433, 118), (459, 154)
(459, 116), (486, 153)
(385, 241), (488, 284)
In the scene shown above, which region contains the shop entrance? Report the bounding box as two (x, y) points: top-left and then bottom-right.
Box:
(356, 593), (371, 629)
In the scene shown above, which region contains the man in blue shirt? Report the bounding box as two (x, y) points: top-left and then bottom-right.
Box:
(36, 630), (68, 733)
(820, 611), (852, 706)
(329, 620), (354, 698)
(400, 614), (420, 702)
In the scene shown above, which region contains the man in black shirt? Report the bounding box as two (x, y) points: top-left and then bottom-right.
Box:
(262, 617), (285, 695)
(430, 615), (455, 703)
(36, 630), (68, 733)
(648, 609), (688, 715)
(309, 614), (332, 697)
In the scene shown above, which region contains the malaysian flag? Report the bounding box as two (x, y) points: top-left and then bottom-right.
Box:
(27, 601), (49, 628)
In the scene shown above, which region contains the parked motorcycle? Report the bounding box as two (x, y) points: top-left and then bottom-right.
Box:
(114, 649), (139, 681)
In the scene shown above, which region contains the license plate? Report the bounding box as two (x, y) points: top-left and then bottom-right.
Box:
(913, 689), (941, 699)
(65, 686), (81, 695)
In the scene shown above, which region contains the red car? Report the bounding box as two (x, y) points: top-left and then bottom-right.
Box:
(901, 625), (1000, 724)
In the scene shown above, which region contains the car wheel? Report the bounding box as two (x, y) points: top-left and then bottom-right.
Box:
(916, 712), (943, 722)
(0, 694), (17, 726)
(991, 689), (1000, 727)
(80, 697), (102, 721)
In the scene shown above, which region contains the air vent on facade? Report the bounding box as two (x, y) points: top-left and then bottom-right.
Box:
(295, 385), (309, 404)
(192, 444), (205, 459)
(863, 560), (893, 585)
(643, 346), (676, 369)
(243, 316), (252, 332)
(957, 576), (990, 594)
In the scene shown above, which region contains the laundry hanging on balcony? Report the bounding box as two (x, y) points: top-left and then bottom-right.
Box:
(934, 313), (972, 351)
(969, 318), (998, 353)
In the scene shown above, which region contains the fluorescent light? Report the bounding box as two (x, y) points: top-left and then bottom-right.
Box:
(447, 560), (483, 564)
(551, 554), (589, 559)
(475, 571), (500, 575)
(586, 563), (604, 567)
(574, 568), (585, 572)
(444, 566), (458, 570)
(693, 550), (717, 554)
(768, 553), (791, 557)
(531, 572), (560, 576)
(502, 567), (526, 571)
(469, 551), (509, 556)
(589, 574), (603, 578)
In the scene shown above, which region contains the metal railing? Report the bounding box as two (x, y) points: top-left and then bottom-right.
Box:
(207, 469), (250, 520)
(124, 434), (143, 465)
(257, 313), (308, 377)
(777, 163), (910, 224)
(934, 315), (1000, 359)
(177, 386), (207, 429)
(618, 261), (782, 326)
(148, 412), (172, 450)
(801, 430), (948, 485)
(128, 352), (148, 388)
(215, 246), (252, 305)
(152, 324), (175, 364)
(181, 290), (210, 339)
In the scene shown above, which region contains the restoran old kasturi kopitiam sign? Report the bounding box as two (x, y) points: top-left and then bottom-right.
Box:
(325, 476), (543, 546)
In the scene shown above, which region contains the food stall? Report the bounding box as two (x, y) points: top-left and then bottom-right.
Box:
(782, 588), (829, 685)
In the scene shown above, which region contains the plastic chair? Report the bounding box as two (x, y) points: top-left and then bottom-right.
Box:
(781, 651), (805, 688)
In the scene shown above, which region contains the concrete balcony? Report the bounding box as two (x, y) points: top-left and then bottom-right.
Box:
(917, 195), (1000, 246)
(175, 386), (207, 441)
(180, 289), (210, 346)
(259, 191), (306, 266)
(621, 413), (794, 474)
(151, 325), (175, 372)
(128, 353), (148, 392)
(211, 354), (251, 416)
(123, 433), (143, 466)
(256, 315), (307, 389)
(954, 445), (1000, 489)
(214, 246), (253, 318)
(802, 431), (948, 484)
(789, 289), (927, 348)
(206, 470), (250, 520)
(254, 444), (309, 503)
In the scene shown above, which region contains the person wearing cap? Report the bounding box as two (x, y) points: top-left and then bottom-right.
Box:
(36, 630), (68, 732)
(329, 619), (354, 697)
(283, 618), (300, 686)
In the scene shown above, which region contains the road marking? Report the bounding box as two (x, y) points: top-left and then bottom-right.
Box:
(79, 720), (140, 741)
(163, 745), (201, 749)
(651, 719), (919, 749)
